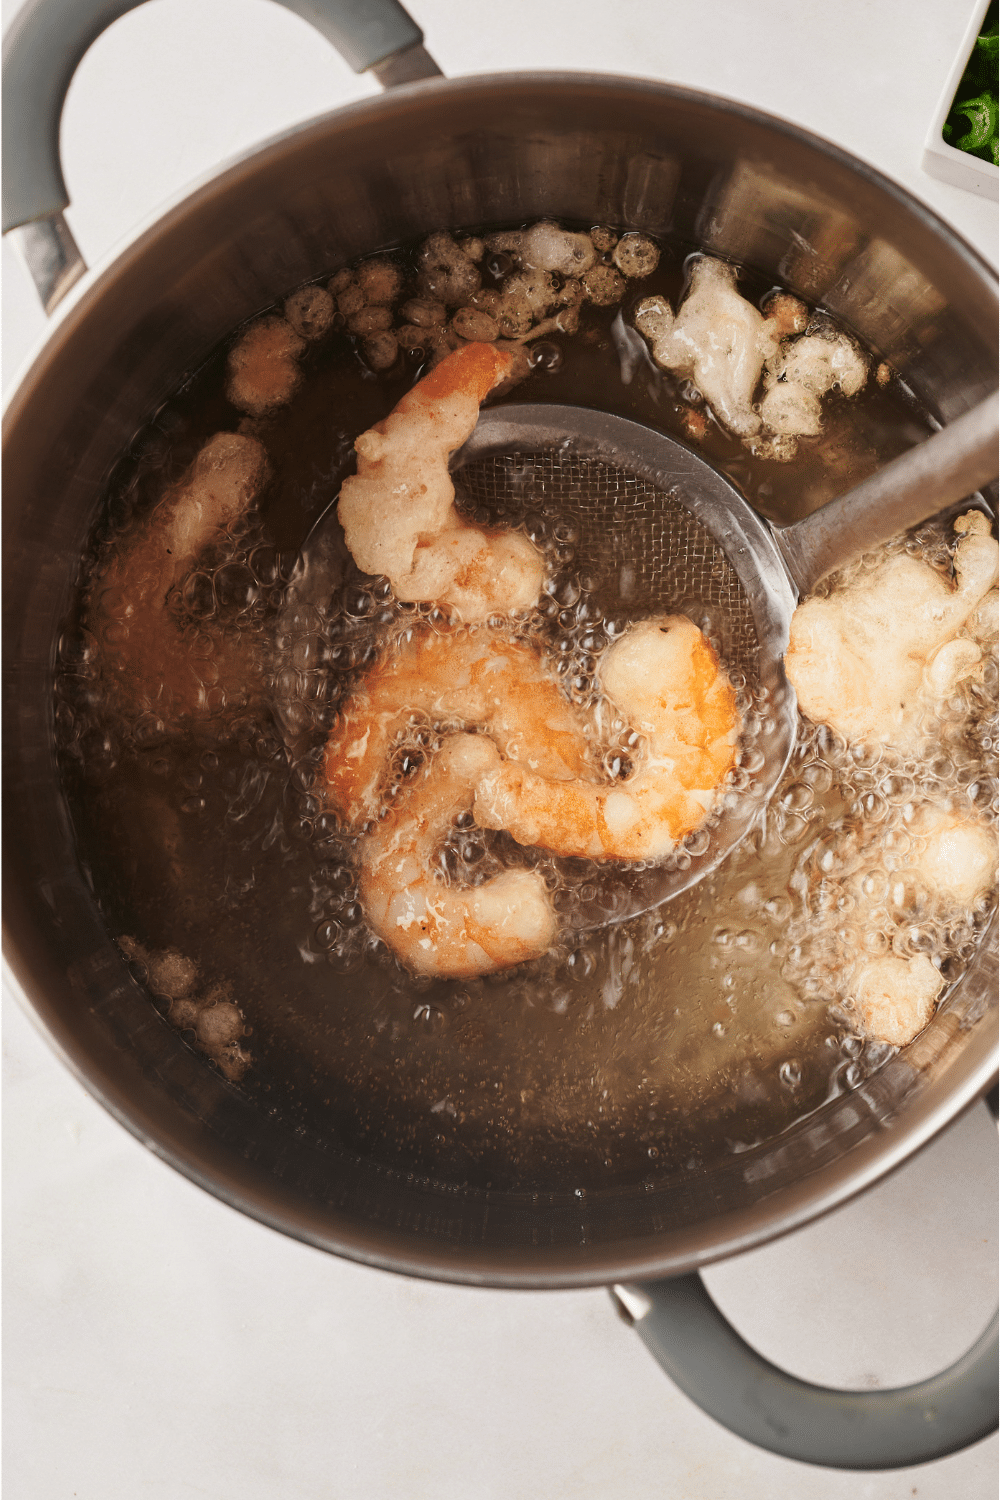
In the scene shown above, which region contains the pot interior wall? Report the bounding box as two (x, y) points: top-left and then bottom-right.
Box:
(4, 76), (997, 1285)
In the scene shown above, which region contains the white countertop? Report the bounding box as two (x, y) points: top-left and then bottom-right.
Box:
(4, 1), (998, 1495)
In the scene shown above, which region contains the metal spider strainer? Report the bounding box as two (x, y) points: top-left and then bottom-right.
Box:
(445, 396), (998, 928)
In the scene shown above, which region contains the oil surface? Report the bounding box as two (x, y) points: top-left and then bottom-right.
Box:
(54, 227), (997, 1193)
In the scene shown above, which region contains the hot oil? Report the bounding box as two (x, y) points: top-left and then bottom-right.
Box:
(54, 227), (997, 1194)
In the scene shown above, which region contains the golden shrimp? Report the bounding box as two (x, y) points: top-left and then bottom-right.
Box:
(473, 616), (741, 861)
(360, 733), (556, 978)
(785, 511), (999, 748)
(633, 258), (781, 438)
(86, 432), (269, 723)
(323, 615), (738, 974)
(324, 623), (596, 831)
(337, 342), (545, 620)
(839, 803), (997, 1046)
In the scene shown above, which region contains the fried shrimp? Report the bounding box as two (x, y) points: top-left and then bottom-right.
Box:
(86, 433), (269, 721)
(633, 258), (780, 437)
(848, 808), (997, 1045)
(633, 259), (864, 460)
(337, 342), (545, 620)
(792, 797), (997, 1049)
(849, 954), (944, 1048)
(909, 806), (998, 908)
(474, 617), (741, 861)
(324, 624), (595, 832)
(360, 734), (557, 977)
(786, 511), (999, 747)
(324, 615), (738, 973)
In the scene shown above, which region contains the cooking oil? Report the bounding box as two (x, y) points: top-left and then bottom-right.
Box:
(52, 224), (997, 1193)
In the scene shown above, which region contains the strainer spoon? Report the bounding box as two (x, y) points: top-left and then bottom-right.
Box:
(445, 394), (998, 929)
(297, 394), (996, 930)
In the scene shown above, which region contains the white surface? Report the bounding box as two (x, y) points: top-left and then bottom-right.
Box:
(4, 1), (998, 1494)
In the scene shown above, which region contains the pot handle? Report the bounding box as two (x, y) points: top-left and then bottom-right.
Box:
(612, 1090), (1000, 1470)
(611, 1279), (997, 1470)
(2, 0), (438, 310)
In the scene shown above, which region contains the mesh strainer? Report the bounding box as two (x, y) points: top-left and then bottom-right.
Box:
(446, 397), (998, 928)
(300, 396), (995, 930)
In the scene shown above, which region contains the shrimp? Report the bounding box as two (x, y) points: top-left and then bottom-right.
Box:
(337, 342), (545, 620)
(793, 800), (997, 1048)
(324, 624), (596, 832)
(759, 326), (867, 438)
(473, 616), (741, 861)
(908, 806), (998, 909)
(633, 258), (780, 437)
(785, 511), (999, 747)
(843, 805), (996, 1046)
(86, 432), (269, 722)
(849, 955), (944, 1048)
(326, 616), (737, 973)
(360, 734), (556, 977)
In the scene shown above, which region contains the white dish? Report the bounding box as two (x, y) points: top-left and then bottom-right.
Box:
(922, 0), (999, 199)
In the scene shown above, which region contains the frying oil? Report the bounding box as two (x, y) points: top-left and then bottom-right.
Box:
(53, 226), (997, 1193)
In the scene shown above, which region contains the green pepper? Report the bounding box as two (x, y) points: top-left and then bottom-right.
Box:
(943, 1), (999, 166)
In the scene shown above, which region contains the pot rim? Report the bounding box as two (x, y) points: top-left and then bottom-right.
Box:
(5, 69), (998, 416)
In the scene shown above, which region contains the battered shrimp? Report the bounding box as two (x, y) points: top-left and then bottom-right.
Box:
(786, 512), (999, 747)
(759, 326), (867, 438)
(849, 808), (996, 1044)
(633, 263), (864, 458)
(360, 734), (556, 977)
(849, 955), (944, 1048)
(473, 616), (741, 860)
(901, 805), (997, 922)
(633, 258), (780, 437)
(325, 624), (595, 831)
(337, 343), (545, 620)
(327, 615), (737, 973)
(86, 432), (269, 721)
(799, 800), (997, 1048)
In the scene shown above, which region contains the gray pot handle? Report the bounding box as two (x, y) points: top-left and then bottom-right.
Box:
(2, 0), (437, 309)
(612, 1092), (1000, 1469)
(612, 1278), (997, 1470)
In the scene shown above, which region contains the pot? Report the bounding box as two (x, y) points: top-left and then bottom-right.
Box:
(3, 0), (997, 1470)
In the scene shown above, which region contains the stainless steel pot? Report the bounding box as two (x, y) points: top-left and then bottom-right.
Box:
(3, 0), (997, 1469)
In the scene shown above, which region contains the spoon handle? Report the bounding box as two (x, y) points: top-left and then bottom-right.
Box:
(777, 394), (999, 597)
